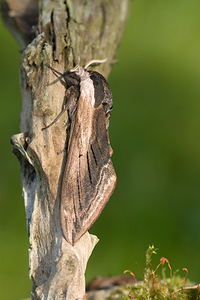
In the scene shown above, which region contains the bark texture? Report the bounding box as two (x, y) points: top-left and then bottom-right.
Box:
(1, 0), (131, 299)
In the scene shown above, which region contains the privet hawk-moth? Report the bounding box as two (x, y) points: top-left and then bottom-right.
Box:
(42, 59), (117, 245)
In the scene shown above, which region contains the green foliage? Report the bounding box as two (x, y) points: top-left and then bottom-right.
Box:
(112, 246), (199, 300)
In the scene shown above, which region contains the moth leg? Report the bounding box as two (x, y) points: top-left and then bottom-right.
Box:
(56, 118), (71, 155)
(56, 126), (70, 155)
(57, 148), (67, 155)
(41, 86), (79, 131)
(41, 108), (68, 130)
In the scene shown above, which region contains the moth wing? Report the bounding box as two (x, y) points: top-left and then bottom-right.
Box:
(61, 104), (116, 245)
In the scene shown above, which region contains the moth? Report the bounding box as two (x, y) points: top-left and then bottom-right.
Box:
(42, 59), (117, 245)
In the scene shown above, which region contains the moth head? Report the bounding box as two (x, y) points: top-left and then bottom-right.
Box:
(45, 58), (107, 86)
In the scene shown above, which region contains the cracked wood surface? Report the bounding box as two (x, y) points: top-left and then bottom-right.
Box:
(1, 0), (131, 299)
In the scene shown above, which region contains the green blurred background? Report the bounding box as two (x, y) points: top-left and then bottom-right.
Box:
(1, 0), (200, 298)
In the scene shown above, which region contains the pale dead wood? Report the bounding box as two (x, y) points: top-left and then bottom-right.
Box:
(1, 0), (131, 298)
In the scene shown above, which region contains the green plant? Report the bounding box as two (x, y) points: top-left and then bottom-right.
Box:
(113, 245), (199, 300)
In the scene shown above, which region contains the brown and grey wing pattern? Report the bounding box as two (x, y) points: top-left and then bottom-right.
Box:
(60, 104), (116, 245)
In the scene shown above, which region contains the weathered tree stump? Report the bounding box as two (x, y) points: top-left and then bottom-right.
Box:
(1, 0), (131, 298)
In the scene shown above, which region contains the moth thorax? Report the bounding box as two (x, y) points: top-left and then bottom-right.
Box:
(70, 66), (84, 77)
(80, 76), (95, 107)
(76, 67), (90, 81)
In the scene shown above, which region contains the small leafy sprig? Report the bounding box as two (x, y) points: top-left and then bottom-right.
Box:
(121, 245), (199, 300)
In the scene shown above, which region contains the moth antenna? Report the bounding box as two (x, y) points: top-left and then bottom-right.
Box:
(45, 68), (67, 88)
(45, 64), (64, 76)
(84, 58), (107, 69)
(47, 77), (62, 86)
(45, 64), (74, 88)
(70, 65), (80, 72)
